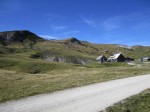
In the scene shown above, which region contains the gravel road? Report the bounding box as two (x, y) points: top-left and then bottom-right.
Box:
(0, 74), (150, 112)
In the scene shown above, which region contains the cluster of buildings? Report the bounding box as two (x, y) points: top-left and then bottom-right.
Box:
(96, 53), (134, 63)
(140, 57), (150, 61)
(96, 53), (150, 63)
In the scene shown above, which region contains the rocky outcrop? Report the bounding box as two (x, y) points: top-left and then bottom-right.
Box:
(45, 56), (92, 65)
(31, 51), (92, 65)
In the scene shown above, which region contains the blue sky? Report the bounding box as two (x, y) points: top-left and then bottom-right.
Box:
(0, 0), (150, 46)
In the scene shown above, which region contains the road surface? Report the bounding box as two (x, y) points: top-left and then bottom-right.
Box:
(0, 74), (150, 112)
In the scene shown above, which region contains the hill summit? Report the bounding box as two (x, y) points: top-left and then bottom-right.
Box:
(63, 37), (82, 45)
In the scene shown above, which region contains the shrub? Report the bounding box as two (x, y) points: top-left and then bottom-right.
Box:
(30, 52), (41, 59)
(27, 65), (41, 74)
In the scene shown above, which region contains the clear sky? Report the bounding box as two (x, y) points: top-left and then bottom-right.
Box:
(0, 0), (150, 46)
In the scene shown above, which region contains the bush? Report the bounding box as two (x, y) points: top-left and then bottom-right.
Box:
(0, 41), (8, 46)
(26, 65), (41, 74)
(30, 52), (41, 59)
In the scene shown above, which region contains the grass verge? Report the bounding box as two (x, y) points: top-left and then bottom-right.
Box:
(105, 89), (150, 112)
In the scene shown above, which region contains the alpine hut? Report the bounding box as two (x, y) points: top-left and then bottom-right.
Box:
(108, 53), (126, 62)
(96, 55), (107, 63)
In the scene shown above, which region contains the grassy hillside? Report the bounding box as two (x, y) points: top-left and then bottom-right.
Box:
(92, 44), (150, 59)
(35, 38), (150, 59)
(34, 39), (150, 61)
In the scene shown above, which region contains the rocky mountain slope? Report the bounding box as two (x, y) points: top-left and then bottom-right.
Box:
(0, 30), (43, 45)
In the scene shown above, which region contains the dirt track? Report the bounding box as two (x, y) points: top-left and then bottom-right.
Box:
(0, 74), (150, 112)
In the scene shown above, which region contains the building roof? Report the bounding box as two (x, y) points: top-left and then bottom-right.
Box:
(108, 53), (122, 60)
(96, 55), (105, 60)
(143, 57), (150, 60)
